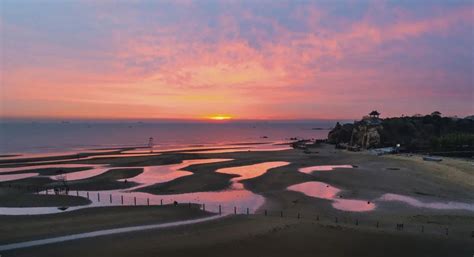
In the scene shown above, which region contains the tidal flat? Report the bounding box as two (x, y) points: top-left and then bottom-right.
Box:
(0, 142), (473, 257)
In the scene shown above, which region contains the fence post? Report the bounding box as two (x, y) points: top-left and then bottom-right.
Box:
(188, 202), (191, 208)
(147, 198), (150, 206)
(134, 197), (137, 206)
(219, 205), (222, 215)
(121, 195), (124, 205)
(234, 206), (236, 214)
(160, 199), (163, 206)
(87, 192), (89, 199)
(76, 190), (79, 196)
(110, 194), (112, 203)
(246, 208), (249, 215)
(97, 193), (100, 202)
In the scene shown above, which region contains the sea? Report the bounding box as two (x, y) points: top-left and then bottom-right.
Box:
(0, 120), (345, 155)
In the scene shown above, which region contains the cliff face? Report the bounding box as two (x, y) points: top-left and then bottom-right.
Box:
(351, 124), (382, 148)
(328, 120), (382, 149)
(327, 122), (354, 144)
(328, 115), (474, 153)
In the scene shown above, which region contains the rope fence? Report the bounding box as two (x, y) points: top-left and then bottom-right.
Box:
(1, 183), (473, 239)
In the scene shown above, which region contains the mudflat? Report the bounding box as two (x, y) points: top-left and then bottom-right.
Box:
(0, 205), (209, 244)
(5, 215), (473, 257)
(1, 143), (473, 257)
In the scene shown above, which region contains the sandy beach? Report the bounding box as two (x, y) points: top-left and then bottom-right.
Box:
(4, 215), (474, 257)
(0, 143), (473, 256)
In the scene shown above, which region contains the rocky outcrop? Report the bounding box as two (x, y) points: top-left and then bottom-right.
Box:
(328, 120), (382, 149)
(328, 122), (353, 144)
(351, 124), (382, 148)
(327, 113), (474, 153)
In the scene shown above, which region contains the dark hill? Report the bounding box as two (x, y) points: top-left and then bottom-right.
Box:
(328, 114), (474, 156)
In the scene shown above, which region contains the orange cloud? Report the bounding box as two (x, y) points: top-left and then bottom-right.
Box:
(1, 3), (472, 120)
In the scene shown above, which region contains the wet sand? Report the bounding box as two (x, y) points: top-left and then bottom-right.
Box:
(1, 167), (93, 176)
(0, 143), (473, 256)
(0, 168), (144, 192)
(0, 148), (133, 165)
(66, 168), (143, 191)
(0, 205), (209, 244)
(5, 215), (473, 257)
(0, 187), (91, 207)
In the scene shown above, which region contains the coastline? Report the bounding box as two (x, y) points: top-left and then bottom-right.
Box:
(0, 142), (473, 256)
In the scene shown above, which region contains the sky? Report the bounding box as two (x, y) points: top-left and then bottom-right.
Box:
(0, 0), (473, 120)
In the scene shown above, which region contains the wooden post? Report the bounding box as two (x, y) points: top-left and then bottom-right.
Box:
(147, 198), (150, 206)
(76, 190), (79, 196)
(109, 194), (112, 203)
(160, 199), (163, 206)
(97, 193), (100, 202)
(121, 195), (124, 205)
(234, 206), (236, 214)
(246, 208), (249, 215)
(134, 197), (137, 206)
(219, 205), (222, 215)
(87, 192), (89, 199)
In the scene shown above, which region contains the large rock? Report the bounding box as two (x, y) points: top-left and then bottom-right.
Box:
(351, 125), (382, 148)
(327, 122), (354, 144)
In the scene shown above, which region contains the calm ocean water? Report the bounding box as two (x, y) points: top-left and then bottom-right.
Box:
(0, 121), (342, 154)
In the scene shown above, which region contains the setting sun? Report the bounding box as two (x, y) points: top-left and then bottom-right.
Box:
(208, 115), (232, 120)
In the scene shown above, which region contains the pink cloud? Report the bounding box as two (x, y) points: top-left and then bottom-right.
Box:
(1, 3), (472, 119)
